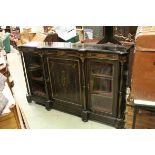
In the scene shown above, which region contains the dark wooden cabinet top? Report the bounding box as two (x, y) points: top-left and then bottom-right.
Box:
(18, 42), (129, 55)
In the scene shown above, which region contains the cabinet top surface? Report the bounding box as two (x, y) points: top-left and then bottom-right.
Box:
(18, 41), (130, 54)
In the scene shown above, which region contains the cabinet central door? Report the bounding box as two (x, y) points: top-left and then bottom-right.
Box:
(47, 57), (82, 105)
(86, 58), (119, 116)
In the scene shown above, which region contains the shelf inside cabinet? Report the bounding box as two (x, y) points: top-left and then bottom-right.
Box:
(31, 81), (46, 98)
(91, 76), (112, 94)
(31, 76), (44, 82)
(32, 90), (47, 98)
(28, 69), (44, 82)
(91, 91), (113, 97)
(91, 74), (112, 79)
(28, 64), (41, 71)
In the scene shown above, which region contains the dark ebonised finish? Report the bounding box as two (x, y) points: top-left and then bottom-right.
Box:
(18, 42), (131, 128)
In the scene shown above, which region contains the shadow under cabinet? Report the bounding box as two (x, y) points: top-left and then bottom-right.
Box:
(18, 42), (132, 128)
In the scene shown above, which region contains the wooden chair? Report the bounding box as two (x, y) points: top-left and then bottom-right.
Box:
(0, 83), (29, 129)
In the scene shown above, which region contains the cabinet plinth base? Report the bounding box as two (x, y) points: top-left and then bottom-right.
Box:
(81, 110), (88, 122)
(26, 94), (32, 103)
(45, 100), (52, 111)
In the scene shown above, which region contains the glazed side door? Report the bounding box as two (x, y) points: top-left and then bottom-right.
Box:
(85, 58), (120, 117)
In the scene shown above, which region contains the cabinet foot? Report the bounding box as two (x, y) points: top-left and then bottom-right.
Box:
(81, 110), (88, 122)
(115, 119), (124, 129)
(45, 100), (52, 111)
(26, 94), (32, 103)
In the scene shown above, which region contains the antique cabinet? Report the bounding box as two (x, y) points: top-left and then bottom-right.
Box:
(18, 42), (131, 128)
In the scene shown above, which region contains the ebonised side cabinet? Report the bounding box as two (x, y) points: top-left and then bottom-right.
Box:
(18, 42), (131, 128)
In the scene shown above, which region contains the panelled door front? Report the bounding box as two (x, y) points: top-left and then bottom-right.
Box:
(47, 56), (82, 105)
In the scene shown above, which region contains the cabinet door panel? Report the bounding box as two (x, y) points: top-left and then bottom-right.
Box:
(91, 62), (113, 76)
(47, 57), (82, 105)
(86, 59), (119, 116)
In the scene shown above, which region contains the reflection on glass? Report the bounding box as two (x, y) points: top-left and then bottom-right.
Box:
(91, 62), (113, 76)
(89, 61), (114, 114)
(91, 94), (113, 113)
(92, 77), (112, 93)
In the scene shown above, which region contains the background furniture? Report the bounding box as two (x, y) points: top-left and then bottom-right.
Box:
(125, 26), (155, 129)
(0, 82), (20, 129)
(4, 26), (11, 33)
(19, 32), (63, 45)
(0, 49), (14, 90)
(125, 100), (155, 129)
(98, 26), (137, 45)
(0, 32), (11, 53)
(131, 26), (155, 101)
(98, 26), (121, 44)
(132, 100), (155, 129)
(18, 42), (132, 128)
(0, 52), (28, 129)
(44, 33), (59, 42)
(10, 27), (20, 48)
(0, 82), (28, 129)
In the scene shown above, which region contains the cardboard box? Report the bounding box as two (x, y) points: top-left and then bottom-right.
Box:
(23, 27), (31, 33)
(31, 33), (46, 42)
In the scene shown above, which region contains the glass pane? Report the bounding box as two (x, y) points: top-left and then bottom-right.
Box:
(91, 77), (112, 93)
(91, 94), (113, 113)
(91, 62), (113, 76)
